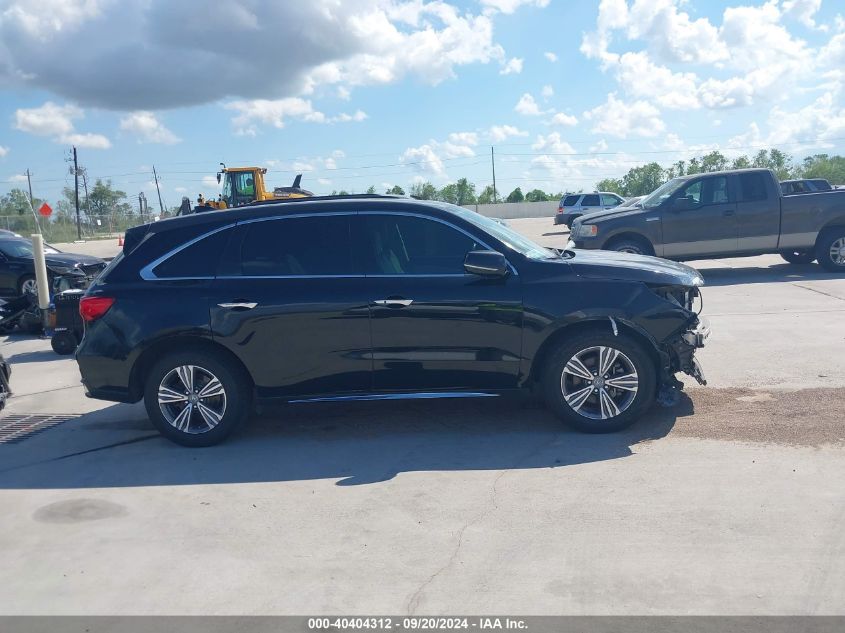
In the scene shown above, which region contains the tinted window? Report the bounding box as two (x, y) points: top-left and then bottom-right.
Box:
(810, 179), (831, 191)
(562, 195), (580, 207)
(738, 173), (768, 202)
(581, 195), (600, 206)
(239, 216), (353, 276)
(360, 215), (480, 275)
(601, 194), (621, 206)
(677, 176), (729, 206)
(153, 228), (232, 278)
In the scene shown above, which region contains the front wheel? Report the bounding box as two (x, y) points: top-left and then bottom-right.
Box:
(143, 349), (252, 447)
(18, 275), (37, 297)
(816, 229), (845, 272)
(605, 236), (653, 256)
(543, 331), (657, 433)
(780, 250), (815, 265)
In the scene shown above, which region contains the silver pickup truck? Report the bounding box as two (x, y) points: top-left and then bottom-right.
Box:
(569, 168), (845, 271)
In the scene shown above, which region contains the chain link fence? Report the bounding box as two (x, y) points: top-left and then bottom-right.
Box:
(0, 212), (164, 244)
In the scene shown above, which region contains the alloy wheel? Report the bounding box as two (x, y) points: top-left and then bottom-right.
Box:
(158, 365), (227, 434)
(829, 237), (845, 266)
(560, 345), (639, 420)
(21, 278), (37, 295)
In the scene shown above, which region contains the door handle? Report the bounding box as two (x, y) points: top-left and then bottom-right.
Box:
(218, 302), (258, 310)
(373, 298), (413, 307)
(723, 209), (735, 216)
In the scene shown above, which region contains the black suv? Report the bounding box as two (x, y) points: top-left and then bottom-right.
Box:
(76, 196), (708, 446)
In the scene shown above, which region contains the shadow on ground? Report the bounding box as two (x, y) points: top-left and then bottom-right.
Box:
(0, 394), (692, 489)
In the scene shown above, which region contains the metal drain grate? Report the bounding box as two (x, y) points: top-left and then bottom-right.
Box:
(0, 413), (80, 444)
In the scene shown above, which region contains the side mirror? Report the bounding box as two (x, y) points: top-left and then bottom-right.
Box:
(464, 250), (509, 277)
(672, 197), (695, 212)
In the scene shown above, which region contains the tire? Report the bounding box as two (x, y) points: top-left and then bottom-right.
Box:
(542, 330), (657, 433)
(17, 275), (37, 297)
(605, 236), (653, 256)
(143, 348), (252, 447)
(51, 331), (78, 355)
(815, 228), (845, 273)
(780, 250), (815, 265)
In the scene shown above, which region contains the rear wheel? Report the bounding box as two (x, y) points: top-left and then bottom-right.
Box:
(51, 331), (78, 355)
(605, 236), (653, 256)
(143, 349), (252, 447)
(543, 331), (657, 433)
(816, 229), (845, 272)
(780, 250), (815, 265)
(18, 275), (37, 297)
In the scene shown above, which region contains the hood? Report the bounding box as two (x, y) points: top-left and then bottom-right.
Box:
(45, 253), (105, 269)
(576, 206), (650, 225)
(567, 249), (704, 287)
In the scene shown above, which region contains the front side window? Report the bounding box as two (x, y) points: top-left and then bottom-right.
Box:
(676, 176), (729, 207)
(601, 194), (622, 206)
(581, 194), (600, 206)
(240, 215), (353, 276)
(360, 215), (479, 275)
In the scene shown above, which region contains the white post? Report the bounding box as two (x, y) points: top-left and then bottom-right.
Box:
(30, 234), (51, 311)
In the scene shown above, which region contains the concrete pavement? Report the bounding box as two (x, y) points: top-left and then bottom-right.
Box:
(1, 217), (844, 615)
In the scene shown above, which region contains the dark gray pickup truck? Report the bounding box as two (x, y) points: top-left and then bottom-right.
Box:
(569, 168), (845, 271)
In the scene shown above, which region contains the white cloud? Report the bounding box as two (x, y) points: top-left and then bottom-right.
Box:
(541, 84), (554, 98)
(499, 57), (523, 75)
(8, 173), (27, 182)
(14, 101), (111, 148)
(613, 51), (700, 110)
(201, 175), (220, 189)
(487, 124), (528, 142)
(550, 112), (578, 127)
(0, 146), (7, 158)
(514, 92), (544, 116)
(766, 92), (845, 147)
(448, 132), (479, 146)
(119, 111), (181, 144)
(583, 93), (665, 138)
(532, 132), (576, 154)
(544, 51), (557, 62)
(401, 143), (447, 177)
(174, 186), (187, 193)
(782, 0), (826, 31)
(224, 98), (366, 135)
(480, 0), (550, 15)
(0, 1), (512, 110)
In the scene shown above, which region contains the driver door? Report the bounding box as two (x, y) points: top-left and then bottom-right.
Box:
(661, 175), (738, 257)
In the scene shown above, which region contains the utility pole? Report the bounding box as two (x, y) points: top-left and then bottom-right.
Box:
(73, 146), (81, 240)
(152, 165), (165, 215)
(491, 146), (498, 204)
(25, 169), (34, 203)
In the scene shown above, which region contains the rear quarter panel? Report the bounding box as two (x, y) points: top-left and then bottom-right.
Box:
(779, 190), (845, 249)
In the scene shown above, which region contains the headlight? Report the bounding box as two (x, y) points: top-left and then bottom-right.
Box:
(650, 285), (701, 313)
(579, 224), (598, 238)
(47, 264), (75, 275)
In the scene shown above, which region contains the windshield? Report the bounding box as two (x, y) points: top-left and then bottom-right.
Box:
(445, 204), (560, 260)
(0, 240), (34, 258)
(640, 178), (687, 209)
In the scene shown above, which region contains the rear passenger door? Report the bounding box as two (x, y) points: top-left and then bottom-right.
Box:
(208, 213), (373, 399)
(735, 171), (780, 251)
(580, 194), (601, 216)
(356, 212), (523, 392)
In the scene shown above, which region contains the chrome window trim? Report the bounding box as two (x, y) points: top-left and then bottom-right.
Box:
(140, 208), (518, 281)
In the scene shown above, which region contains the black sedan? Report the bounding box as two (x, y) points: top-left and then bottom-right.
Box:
(0, 237), (107, 297)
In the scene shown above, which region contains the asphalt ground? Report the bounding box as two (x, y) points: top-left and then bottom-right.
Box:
(2, 218), (844, 615)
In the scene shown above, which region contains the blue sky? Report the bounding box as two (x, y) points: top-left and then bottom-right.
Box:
(1, 0), (844, 209)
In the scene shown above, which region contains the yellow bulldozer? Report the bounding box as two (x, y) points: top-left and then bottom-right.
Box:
(190, 164), (313, 213)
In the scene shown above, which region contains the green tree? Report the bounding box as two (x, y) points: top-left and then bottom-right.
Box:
(524, 189), (550, 202)
(699, 151), (729, 173)
(619, 162), (666, 196)
(437, 178), (476, 205)
(751, 149), (797, 180)
(476, 185), (497, 204)
(731, 155), (752, 170)
(386, 185), (405, 195)
(409, 181), (438, 200)
(365, 185), (377, 194)
(87, 179), (132, 218)
(595, 178), (623, 194)
(800, 154), (845, 185)
(505, 187), (524, 203)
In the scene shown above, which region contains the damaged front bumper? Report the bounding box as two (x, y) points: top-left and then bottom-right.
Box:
(657, 317), (709, 404)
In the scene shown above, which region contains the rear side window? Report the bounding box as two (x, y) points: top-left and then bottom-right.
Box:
(562, 195), (580, 207)
(810, 179), (831, 191)
(239, 215), (353, 276)
(738, 173), (768, 202)
(581, 194), (600, 206)
(152, 228), (232, 279)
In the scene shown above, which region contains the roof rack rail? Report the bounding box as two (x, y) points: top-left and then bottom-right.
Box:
(240, 193), (405, 208)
